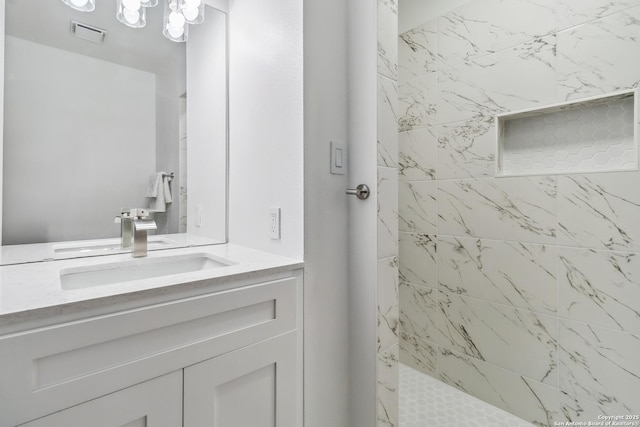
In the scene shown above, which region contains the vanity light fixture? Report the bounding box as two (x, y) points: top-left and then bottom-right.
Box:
(116, 0), (147, 28)
(60, 0), (205, 42)
(62, 0), (96, 12)
(163, 0), (188, 42)
(181, 0), (205, 24)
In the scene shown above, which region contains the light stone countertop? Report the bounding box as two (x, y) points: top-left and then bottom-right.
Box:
(0, 242), (303, 327)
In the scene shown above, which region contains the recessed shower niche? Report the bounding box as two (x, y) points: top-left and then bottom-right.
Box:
(496, 89), (638, 177)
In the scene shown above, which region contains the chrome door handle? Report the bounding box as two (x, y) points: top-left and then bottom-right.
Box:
(346, 184), (370, 200)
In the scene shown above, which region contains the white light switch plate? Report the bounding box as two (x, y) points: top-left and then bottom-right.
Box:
(330, 141), (346, 175)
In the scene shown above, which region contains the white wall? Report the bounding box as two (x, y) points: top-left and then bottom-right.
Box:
(227, 0), (304, 260)
(186, 7), (228, 242)
(0, 1), (4, 241)
(399, 0), (471, 32)
(303, 0), (350, 425)
(346, 0), (379, 425)
(2, 36), (156, 244)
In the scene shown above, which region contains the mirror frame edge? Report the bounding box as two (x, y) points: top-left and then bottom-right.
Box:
(1, 0), (5, 245)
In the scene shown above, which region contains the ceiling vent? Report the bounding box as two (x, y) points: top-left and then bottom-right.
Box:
(70, 21), (107, 44)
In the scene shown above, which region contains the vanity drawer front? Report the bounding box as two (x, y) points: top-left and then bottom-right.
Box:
(0, 275), (298, 427)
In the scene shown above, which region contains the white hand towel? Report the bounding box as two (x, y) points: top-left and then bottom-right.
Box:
(146, 172), (173, 213)
(163, 176), (173, 204)
(145, 172), (163, 198)
(149, 187), (166, 212)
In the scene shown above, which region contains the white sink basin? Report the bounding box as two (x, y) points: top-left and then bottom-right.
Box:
(53, 236), (177, 255)
(60, 253), (234, 290)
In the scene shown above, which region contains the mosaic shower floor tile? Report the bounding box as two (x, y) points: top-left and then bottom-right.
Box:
(399, 364), (534, 427)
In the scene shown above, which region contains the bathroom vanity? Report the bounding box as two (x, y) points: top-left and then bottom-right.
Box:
(0, 242), (303, 427)
(0, 0), (305, 425)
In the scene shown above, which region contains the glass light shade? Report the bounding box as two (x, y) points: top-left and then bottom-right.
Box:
(169, 9), (186, 27)
(163, 0), (188, 42)
(117, 0), (147, 28)
(122, 0), (141, 10)
(61, 0), (95, 12)
(180, 0), (204, 24)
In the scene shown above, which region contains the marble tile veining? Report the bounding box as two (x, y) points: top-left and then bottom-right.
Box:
(438, 176), (557, 244)
(556, 0), (640, 31)
(438, 35), (557, 125)
(559, 247), (640, 335)
(438, 0), (556, 68)
(378, 257), (399, 352)
(398, 20), (437, 83)
(559, 391), (624, 424)
(378, 77), (399, 168)
(378, 167), (399, 260)
(399, 73), (438, 132)
(437, 347), (560, 426)
(377, 0), (398, 81)
(378, 344), (399, 427)
(438, 236), (557, 314)
(437, 290), (558, 385)
(398, 128), (437, 181)
(398, 3), (640, 427)
(560, 320), (640, 415)
(398, 181), (437, 234)
(558, 172), (640, 252)
(399, 282), (438, 343)
(377, 0), (399, 423)
(398, 233), (437, 289)
(399, 332), (437, 376)
(438, 116), (496, 179)
(178, 135), (187, 234)
(557, 6), (640, 101)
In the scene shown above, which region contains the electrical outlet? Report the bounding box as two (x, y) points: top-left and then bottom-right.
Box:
(195, 204), (203, 227)
(269, 208), (281, 240)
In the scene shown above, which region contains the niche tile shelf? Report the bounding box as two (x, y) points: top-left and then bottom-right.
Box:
(496, 89), (638, 177)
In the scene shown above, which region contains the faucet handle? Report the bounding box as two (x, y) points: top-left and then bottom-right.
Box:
(134, 208), (150, 219)
(120, 207), (150, 219)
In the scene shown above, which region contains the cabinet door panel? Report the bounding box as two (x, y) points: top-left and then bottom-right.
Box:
(184, 332), (297, 427)
(19, 371), (182, 427)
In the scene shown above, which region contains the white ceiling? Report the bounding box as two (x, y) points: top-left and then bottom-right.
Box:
(5, 0), (185, 74)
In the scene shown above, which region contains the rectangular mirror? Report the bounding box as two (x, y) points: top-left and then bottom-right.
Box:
(0, 0), (228, 263)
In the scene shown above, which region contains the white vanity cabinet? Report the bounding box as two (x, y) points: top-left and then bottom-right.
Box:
(0, 269), (302, 427)
(20, 371), (183, 427)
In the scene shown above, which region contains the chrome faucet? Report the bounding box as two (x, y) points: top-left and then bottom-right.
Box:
(132, 217), (157, 257)
(117, 208), (134, 249)
(116, 208), (157, 257)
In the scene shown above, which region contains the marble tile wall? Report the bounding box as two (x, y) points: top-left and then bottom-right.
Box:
(178, 98), (188, 233)
(397, 1), (640, 425)
(377, 0), (399, 426)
